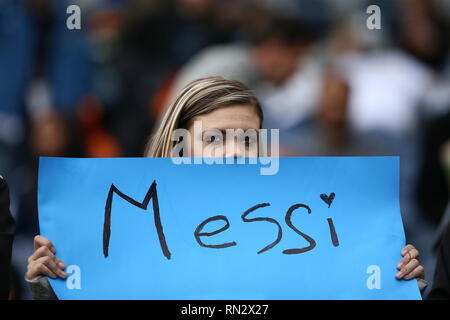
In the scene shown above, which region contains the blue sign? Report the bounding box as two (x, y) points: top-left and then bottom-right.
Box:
(37, 156), (421, 299)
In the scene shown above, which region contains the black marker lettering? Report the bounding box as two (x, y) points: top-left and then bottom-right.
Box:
(241, 203), (282, 254)
(103, 180), (171, 259)
(194, 215), (237, 249)
(283, 204), (316, 254)
(327, 218), (339, 247)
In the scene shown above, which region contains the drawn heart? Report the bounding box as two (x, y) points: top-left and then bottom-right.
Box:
(320, 192), (335, 208)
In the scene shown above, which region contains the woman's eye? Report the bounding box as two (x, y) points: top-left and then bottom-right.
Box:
(204, 135), (222, 143)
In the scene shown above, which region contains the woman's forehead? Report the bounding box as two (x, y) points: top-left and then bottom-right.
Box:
(194, 105), (261, 130)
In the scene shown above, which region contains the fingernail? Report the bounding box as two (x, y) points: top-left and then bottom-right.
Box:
(58, 262), (65, 269)
(397, 262), (402, 269)
(61, 272), (67, 278)
(396, 271), (404, 278)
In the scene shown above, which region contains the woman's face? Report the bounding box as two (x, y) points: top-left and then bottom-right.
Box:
(186, 104), (261, 158)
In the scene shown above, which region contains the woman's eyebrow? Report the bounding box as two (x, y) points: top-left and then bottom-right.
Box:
(202, 129), (227, 136)
(203, 128), (256, 134)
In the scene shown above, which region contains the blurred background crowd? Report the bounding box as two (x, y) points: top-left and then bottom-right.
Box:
(1, 0), (450, 299)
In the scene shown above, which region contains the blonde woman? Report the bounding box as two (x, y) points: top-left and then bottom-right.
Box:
(26, 77), (426, 299)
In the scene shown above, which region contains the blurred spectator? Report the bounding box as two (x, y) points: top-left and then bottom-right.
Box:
(110, 0), (236, 155)
(249, 18), (323, 130)
(0, 176), (15, 299)
(168, 14), (326, 131)
(0, 0), (92, 212)
(393, 0), (449, 72)
(336, 49), (435, 136)
(0, 0), (92, 299)
(427, 218), (450, 299)
(416, 112), (450, 224)
(281, 71), (388, 156)
(10, 109), (84, 299)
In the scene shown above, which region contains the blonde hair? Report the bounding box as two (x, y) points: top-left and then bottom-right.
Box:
(145, 77), (263, 157)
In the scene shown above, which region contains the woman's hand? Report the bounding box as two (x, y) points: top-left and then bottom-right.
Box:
(395, 244), (425, 280)
(26, 235), (67, 280)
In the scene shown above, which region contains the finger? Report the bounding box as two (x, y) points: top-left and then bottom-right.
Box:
(396, 259), (420, 279)
(28, 261), (57, 279)
(54, 257), (66, 270)
(401, 244), (415, 255)
(34, 235), (56, 254)
(398, 248), (419, 269)
(405, 265), (425, 280)
(35, 256), (67, 279)
(28, 247), (66, 274)
(28, 245), (55, 264)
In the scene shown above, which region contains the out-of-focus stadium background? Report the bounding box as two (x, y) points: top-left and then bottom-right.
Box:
(1, 0), (449, 299)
